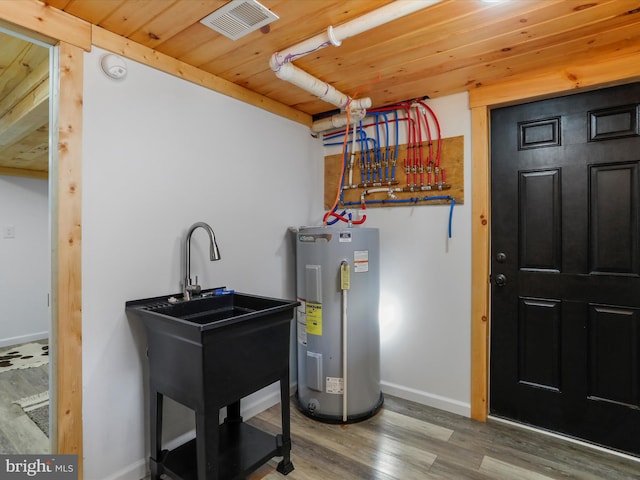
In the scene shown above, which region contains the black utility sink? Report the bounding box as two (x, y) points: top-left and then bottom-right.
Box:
(126, 288), (299, 480)
(128, 290), (297, 329)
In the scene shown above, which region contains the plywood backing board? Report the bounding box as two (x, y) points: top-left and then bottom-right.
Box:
(324, 135), (464, 209)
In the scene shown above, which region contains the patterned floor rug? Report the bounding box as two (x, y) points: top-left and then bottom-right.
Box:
(14, 391), (49, 437)
(0, 342), (49, 373)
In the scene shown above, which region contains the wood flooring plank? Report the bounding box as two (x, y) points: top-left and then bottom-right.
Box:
(0, 401), (48, 453)
(0, 357), (49, 455)
(248, 395), (640, 480)
(367, 408), (454, 442)
(479, 456), (557, 480)
(250, 414), (399, 480)
(452, 418), (640, 480)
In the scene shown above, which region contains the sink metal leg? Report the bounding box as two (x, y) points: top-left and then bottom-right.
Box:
(276, 376), (294, 475)
(150, 390), (164, 479)
(225, 400), (242, 423)
(196, 407), (219, 480)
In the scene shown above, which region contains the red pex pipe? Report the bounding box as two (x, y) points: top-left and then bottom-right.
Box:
(419, 103), (433, 183)
(402, 103), (416, 187)
(414, 105), (423, 186)
(417, 100), (442, 168)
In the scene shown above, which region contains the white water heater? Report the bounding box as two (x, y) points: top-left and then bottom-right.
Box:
(295, 226), (383, 423)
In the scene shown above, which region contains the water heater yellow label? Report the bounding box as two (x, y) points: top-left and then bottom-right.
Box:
(306, 302), (322, 335)
(340, 263), (351, 290)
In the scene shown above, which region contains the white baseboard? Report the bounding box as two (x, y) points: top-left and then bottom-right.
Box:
(100, 458), (147, 480)
(381, 380), (470, 417)
(0, 331), (48, 348)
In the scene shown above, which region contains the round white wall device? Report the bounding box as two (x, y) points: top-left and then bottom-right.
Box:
(100, 54), (127, 80)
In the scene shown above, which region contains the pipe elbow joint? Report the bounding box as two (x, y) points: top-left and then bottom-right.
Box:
(275, 62), (295, 80)
(327, 26), (342, 47)
(269, 52), (284, 72)
(350, 97), (372, 111)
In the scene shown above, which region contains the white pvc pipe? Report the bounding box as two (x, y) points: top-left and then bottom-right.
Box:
(275, 63), (371, 111)
(270, 0), (443, 68)
(310, 110), (366, 133)
(270, 0), (442, 116)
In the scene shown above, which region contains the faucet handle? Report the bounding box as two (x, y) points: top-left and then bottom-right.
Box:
(186, 275), (202, 296)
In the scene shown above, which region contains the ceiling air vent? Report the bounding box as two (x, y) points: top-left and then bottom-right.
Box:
(200, 0), (279, 40)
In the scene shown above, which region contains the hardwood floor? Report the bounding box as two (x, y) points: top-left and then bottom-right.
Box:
(0, 343), (49, 454)
(246, 395), (640, 480)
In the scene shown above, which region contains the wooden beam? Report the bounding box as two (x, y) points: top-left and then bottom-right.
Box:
(470, 105), (490, 422)
(468, 51), (640, 108)
(0, 78), (49, 148)
(91, 25), (312, 127)
(52, 41), (83, 477)
(0, 53), (49, 118)
(0, 165), (47, 179)
(0, 0), (91, 51)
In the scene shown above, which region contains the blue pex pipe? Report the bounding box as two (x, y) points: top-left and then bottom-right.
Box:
(341, 195), (456, 238)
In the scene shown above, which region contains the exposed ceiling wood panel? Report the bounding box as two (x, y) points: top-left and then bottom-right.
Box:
(99, 0), (170, 38)
(3, 0), (640, 175)
(0, 74), (49, 146)
(38, 0), (640, 115)
(0, 31), (49, 177)
(0, 124), (48, 174)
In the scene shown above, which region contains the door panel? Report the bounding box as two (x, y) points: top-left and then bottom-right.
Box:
(589, 162), (639, 275)
(490, 82), (640, 456)
(519, 169), (561, 271)
(588, 305), (640, 408)
(518, 297), (561, 390)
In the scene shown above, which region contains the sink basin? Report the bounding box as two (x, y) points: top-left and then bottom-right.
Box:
(126, 288), (299, 330)
(126, 288), (299, 479)
(125, 288), (299, 407)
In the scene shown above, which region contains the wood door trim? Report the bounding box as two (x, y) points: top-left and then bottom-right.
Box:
(0, 3), (87, 477)
(469, 51), (640, 422)
(470, 106), (490, 421)
(53, 41), (83, 472)
(0, 0), (91, 51)
(468, 53), (640, 110)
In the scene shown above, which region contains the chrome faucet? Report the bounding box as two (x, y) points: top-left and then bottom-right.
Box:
(183, 222), (221, 301)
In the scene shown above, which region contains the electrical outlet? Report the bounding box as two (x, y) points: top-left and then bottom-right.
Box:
(3, 224), (15, 239)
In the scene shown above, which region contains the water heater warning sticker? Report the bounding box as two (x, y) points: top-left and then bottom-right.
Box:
(306, 302), (322, 336)
(296, 301), (307, 345)
(326, 376), (344, 394)
(354, 250), (369, 272)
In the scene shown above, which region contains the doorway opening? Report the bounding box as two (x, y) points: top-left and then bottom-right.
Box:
(0, 25), (55, 453)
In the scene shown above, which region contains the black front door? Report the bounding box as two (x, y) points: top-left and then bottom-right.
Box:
(490, 82), (640, 455)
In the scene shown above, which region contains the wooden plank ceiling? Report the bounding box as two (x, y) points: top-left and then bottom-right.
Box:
(0, 31), (49, 178)
(2, 0), (640, 177)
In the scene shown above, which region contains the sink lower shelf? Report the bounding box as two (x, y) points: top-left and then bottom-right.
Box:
(160, 422), (282, 480)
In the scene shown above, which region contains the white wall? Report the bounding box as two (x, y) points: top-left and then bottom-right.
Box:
(0, 175), (49, 347)
(82, 47), (322, 480)
(377, 93), (471, 415)
(322, 93), (472, 416)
